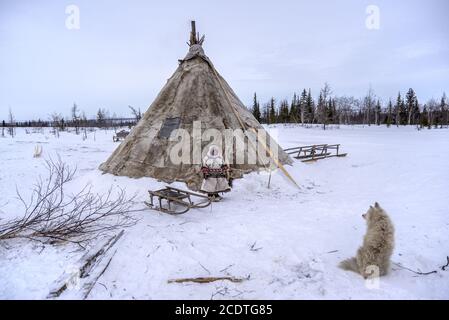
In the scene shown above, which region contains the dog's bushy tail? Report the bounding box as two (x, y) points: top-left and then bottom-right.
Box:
(339, 257), (359, 273)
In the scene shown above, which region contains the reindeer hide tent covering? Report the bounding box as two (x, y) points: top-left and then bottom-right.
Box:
(99, 22), (293, 190)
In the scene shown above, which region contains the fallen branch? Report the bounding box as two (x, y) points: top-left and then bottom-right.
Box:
(83, 249), (118, 300)
(250, 241), (262, 252)
(393, 262), (437, 276)
(0, 157), (137, 247)
(47, 230), (124, 298)
(79, 230), (124, 278)
(168, 276), (246, 284)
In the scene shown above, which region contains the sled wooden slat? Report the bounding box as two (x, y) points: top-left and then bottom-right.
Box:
(284, 144), (327, 153)
(146, 186), (211, 215)
(296, 152), (331, 159)
(284, 144), (347, 162)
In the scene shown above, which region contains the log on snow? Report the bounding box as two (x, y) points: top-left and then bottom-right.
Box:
(47, 230), (124, 298)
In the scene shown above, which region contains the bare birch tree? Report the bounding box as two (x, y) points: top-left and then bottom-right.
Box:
(0, 158), (137, 247)
(7, 108), (15, 137)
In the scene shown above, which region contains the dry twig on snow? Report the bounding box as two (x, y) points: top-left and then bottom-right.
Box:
(393, 262), (437, 276)
(168, 276), (247, 284)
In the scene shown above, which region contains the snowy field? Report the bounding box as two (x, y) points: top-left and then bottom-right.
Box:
(0, 125), (448, 300)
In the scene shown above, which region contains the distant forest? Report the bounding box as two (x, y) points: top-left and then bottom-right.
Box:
(251, 84), (448, 129)
(2, 85), (448, 135)
(1, 105), (141, 137)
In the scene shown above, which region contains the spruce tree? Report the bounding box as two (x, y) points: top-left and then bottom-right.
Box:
(298, 89), (308, 124)
(252, 92), (261, 122)
(306, 89), (314, 124)
(440, 92), (447, 128)
(331, 99), (339, 124)
(386, 100), (393, 127)
(289, 93), (298, 123)
(375, 100), (382, 125)
(326, 99), (334, 124)
(413, 98), (420, 125)
(405, 88), (418, 125)
(269, 97), (276, 124)
(395, 92), (406, 125)
(420, 105), (429, 128)
(279, 99), (290, 123)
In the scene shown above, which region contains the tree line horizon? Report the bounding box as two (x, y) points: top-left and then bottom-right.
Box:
(2, 84), (448, 131)
(251, 84), (448, 129)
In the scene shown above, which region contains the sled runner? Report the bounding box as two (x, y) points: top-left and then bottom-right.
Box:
(145, 186), (211, 215)
(284, 144), (347, 162)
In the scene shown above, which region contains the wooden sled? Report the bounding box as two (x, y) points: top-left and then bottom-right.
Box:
(113, 130), (129, 142)
(145, 186), (211, 215)
(284, 144), (347, 162)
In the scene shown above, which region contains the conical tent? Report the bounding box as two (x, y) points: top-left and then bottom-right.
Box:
(100, 22), (293, 190)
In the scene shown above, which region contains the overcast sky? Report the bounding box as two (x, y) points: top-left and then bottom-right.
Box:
(1, 0), (448, 120)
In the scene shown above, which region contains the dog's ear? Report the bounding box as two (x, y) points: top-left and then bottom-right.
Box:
(374, 202), (380, 208)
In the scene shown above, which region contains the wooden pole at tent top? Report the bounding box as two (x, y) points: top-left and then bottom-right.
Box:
(188, 20), (205, 47)
(190, 21), (197, 45)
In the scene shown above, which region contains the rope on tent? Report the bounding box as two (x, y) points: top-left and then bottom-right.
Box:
(209, 66), (300, 189)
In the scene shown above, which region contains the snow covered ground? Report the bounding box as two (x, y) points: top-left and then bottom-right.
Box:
(0, 125), (448, 300)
